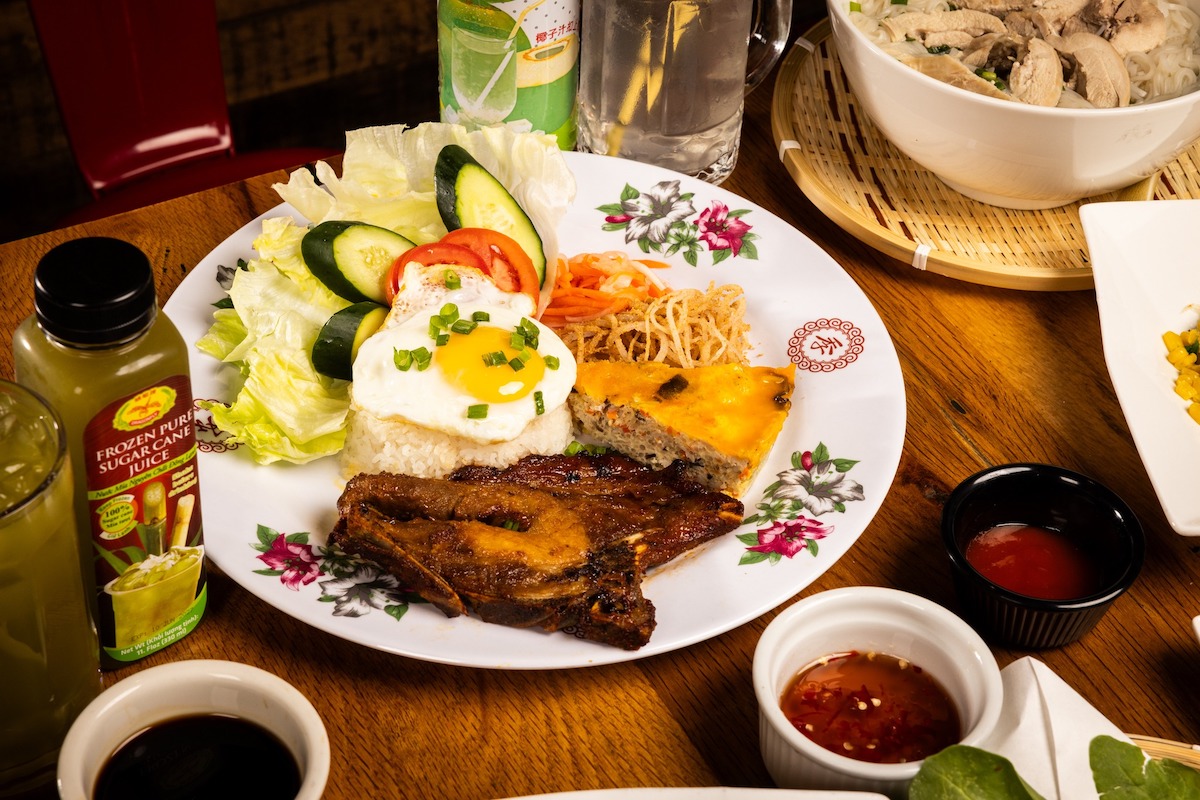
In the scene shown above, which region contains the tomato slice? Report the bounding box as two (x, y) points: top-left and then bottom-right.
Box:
(386, 242), (488, 302)
(440, 228), (541, 307)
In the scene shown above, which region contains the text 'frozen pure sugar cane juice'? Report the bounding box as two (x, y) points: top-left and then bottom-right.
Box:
(438, 0), (580, 148)
(576, 0), (791, 184)
(12, 237), (207, 670)
(0, 380), (101, 796)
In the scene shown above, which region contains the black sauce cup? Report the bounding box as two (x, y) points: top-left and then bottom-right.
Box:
(942, 463), (1145, 649)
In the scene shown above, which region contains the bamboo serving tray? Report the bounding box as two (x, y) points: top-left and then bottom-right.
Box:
(771, 19), (1200, 291)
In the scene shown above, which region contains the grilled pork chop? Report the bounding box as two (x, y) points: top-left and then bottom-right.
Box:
(330, 454), (743, 649)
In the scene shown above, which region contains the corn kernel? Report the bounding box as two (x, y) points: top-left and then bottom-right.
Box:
(1165, 321), (1200, 425)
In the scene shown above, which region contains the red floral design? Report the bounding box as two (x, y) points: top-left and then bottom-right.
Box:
(256, 533), (321, 590)
(695, 201), (753, 256)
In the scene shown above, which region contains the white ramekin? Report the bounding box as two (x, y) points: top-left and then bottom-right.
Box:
(753, 586), (1003, 799)
(56, 659), (330, 800)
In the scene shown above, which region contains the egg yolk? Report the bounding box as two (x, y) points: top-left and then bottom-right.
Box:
(436, 325), (547, 403)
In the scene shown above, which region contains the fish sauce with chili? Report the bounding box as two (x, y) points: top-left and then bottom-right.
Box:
(780, 650), (961, 764)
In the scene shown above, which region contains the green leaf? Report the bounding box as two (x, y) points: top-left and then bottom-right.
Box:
(909, 746), (1047, 800)
(738, 240), (759, 260)
(384, 603), (409, 621)
(684, 250), (698, 267)
(812, 442), (831, 463)
(596, 203), (624, 214)
(736, 532), (761, 545)
(791, 451), (806, 469)
(739, 551), (769, 566)
(252, 568), (284, 576)
(285, 532), (310, 544)
(256, 524), (281, 547)
(601, 222), (628, 232)
(619, 184), (640, 201)
(832, 458), (860, 472)
(806, 539), (820, 556)
(712, 248), (732, 265)
(679, 192), (695, 201)
(638, 238), (651, 254)
(1091, 735), (1200, 798)
(727, 208), (752, 218)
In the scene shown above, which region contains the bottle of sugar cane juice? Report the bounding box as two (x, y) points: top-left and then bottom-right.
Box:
(12, 237), (206, 669)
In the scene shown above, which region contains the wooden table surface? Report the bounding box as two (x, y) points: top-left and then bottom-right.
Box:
(3, 26), (1199, 800)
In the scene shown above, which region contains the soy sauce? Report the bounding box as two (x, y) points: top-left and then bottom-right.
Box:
(94, 713), (301, 800)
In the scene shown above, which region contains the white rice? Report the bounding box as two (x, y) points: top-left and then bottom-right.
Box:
(339, 403), (574, 480)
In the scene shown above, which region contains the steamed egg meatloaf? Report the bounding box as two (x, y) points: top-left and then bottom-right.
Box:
(569, 361), (796, 496)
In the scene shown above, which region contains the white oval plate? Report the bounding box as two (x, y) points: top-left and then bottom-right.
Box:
(1081, 200), (1200, 536)
(497, 790), (887, 799)
(165, 151), (906, 669)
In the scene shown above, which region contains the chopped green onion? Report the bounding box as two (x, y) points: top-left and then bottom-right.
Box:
(849, 0), (861, 9)
(510, 330), (528, 350)
(435, 332), (450, 347)
(393, 349), (413, 371)
(412, 347), (432, 371)
(467, 404), (488, 419)
(564, 441), (607, 456)
(444, 270), (461, 290)
(508, 357), (526, 372)
(439, 303), (459, 319)
(544, 355), (560, 370)
(482, 351), (507, 367)
(517, 318), (540, 349)
(533, 391), (544, 416)
(472, 310), (490, 322)
(450, 319), (478, 335)
(429, 316), (443, 339)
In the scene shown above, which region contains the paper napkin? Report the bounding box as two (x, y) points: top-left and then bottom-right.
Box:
(984, 656), (1131, 800)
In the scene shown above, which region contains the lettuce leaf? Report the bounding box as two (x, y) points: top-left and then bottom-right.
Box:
(201, 123), (575, 464)
(1091, 735), (1200, 799)
(908, 738), (1200, 800)
(909, 746), (1046, 800)
(199, 217), (351, 464)
(274, 121), (577, 286)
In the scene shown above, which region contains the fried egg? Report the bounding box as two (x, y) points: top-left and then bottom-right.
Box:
(383, 261), (535, 330)
(352, 302), (576, 444)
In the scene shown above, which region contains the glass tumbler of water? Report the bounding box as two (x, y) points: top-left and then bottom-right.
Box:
(0, 380), (101, 798)
(577, 0), (792, 183)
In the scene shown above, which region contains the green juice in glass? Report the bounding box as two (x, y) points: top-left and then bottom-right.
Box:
(0, 381), (102, 796)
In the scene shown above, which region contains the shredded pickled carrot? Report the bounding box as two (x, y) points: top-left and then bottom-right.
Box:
(541, 251), (669, 325)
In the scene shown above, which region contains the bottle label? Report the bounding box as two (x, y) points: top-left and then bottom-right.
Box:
(82, 374), (206, 663)
(438, 0), (580, 148)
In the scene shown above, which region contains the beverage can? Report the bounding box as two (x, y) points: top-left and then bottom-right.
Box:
(438, 0), (579, 149)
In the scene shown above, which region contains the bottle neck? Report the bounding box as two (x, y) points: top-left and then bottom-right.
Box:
(36, 305), (157, 352)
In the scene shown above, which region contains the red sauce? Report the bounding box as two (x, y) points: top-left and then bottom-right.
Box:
(779, 650), (961, 764)
(964, 523), (1105, 601)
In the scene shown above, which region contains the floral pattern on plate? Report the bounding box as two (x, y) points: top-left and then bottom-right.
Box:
(596, 179), (760, 266)
(738, 443), (864, 565)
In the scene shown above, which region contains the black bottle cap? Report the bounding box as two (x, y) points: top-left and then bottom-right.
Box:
(33, 237), (157, 345)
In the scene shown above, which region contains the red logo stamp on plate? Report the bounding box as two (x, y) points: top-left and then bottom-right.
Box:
(789, 319), (864, 373)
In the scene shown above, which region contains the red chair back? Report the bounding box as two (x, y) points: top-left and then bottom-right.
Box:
(28, 0), (236, 196)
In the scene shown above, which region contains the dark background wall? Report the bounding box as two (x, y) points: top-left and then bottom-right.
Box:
(1, 0), (822, 245)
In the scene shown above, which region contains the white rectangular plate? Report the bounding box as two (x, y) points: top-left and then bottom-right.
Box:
(1081, 200), (1200, 536)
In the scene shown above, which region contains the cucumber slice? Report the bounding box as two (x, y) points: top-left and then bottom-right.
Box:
(302, 221), (415, 303)
(434, 144), (547, 286)
(311, 301), (389, 380)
